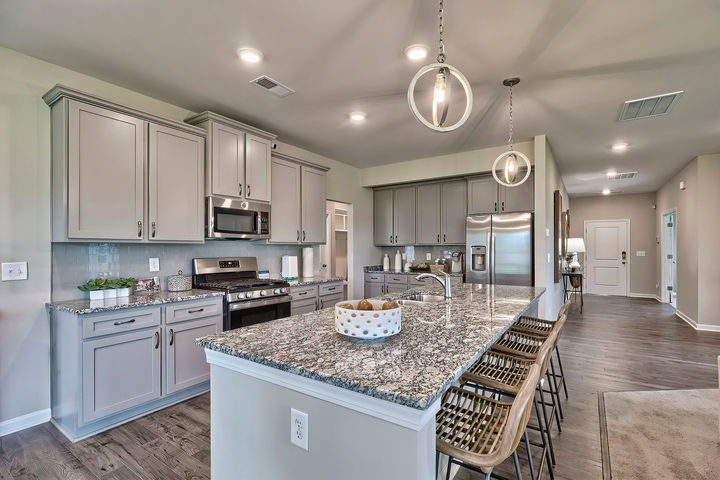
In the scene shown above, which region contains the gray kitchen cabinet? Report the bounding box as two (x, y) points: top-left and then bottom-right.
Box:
(416, 183), (442, 244)
(185, 111), (276, 202)
(393, 186), (416, 245)
(245, 133), (272, 202)
(318, 292), (344, 309)
(364, 282), (385, 298)
(165, 317), (220, 395)
(499, 170), (534, 213)
(148, 124), (205, 242)
(269, 153), (329, 244)
(66, 100), (145, 240)
(289, 281), (343, 315)
(468, 175), (499, 215)
(82, 327), (162, 423)
(301, 166), (327, 243)
(374, 189), (394, 246)
(441, 180), (467, 244)
(291, 298), (318, 316)
(386, 283), (409, 294)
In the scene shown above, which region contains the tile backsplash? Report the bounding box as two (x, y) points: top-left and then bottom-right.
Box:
(378, 245), (465, 265)
(52, 241), (305, 301)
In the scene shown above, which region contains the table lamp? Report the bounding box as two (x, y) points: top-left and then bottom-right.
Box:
(566, 237), (586, 271)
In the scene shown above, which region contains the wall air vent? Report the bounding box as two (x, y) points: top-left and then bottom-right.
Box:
(250, 75), (295, 97)
(619, 91), (683, 121)
(607, 171), (638, 180)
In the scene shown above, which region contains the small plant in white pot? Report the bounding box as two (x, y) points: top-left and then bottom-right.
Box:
(77, 279), (108, 301)
(114, 278), (138, 297)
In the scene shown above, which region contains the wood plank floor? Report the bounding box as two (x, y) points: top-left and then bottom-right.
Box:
(2, 294), (719, 479)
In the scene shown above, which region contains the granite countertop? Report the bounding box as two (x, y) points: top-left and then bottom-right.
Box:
(197, 283), (544, 410)
(364, 265), (464, 277)
(285, 275), (346, 287)
(47, 289), (225, 315)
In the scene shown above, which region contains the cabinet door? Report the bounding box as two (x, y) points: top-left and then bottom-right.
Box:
(374, 189), (394, 246)
(364, 282), (385, 298)
(467, 175), (499, 215)
(210, 122), (243, 198)
(245, 134), (272, 202)
(301, 166), (327, 243)
(441, 180), (467, 244)
(499, 170), (534, 213)
(318, 293), (344, 309)
(416, 184), (441, 244)
(270, 157), (301, 243)
(165, 317), (220, 395)
(67, 100), (145, 240)
(291, 298), (318, 316)
(148, 124), (204, 242)
(393, 186), (416, 245)
(386, 283), (409, 294)
(82, 328), (161, 423)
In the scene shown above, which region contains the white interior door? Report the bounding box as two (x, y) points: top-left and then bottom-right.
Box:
(585, 220), (629, 296)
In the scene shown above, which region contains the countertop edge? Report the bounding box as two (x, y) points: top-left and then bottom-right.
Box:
(47, 289), (225, 315)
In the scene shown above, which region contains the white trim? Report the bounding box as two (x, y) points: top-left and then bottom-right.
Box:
(584, 219), (631, 296)
(629, 292), (661, 302)
(675, 310), (720, 332)
(205, 349), (440, 431)
(0, 408), (51, 437)
(676, 309), (697, 329)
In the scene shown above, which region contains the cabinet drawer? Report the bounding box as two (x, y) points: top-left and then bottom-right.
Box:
(318, 293), (344, 309)
(82, 307), (161, 339)
(165, 298), (223, 324)
(385, 274), (409, 285)
(364, 273), (385, 283)
(291, 297), (318, 315)
(290, 285), (318, 301)
(319, 282), (343, 297)
(409, 276), (433, 286)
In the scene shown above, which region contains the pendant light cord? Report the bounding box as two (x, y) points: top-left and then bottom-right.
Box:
(508, 84), (514, 150)
(437, 0), (445, 63)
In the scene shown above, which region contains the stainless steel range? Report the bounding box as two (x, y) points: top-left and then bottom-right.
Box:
(192, 257), (291, 330)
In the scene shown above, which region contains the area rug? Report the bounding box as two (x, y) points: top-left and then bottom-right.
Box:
(599, 389), (720, 480)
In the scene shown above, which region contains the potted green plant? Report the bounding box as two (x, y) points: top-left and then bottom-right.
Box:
(115, 278), (138, 297)
(77, 278), (108, 301)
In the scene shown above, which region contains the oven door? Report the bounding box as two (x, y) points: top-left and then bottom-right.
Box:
(226, 296), (291, 330)
(207, 196), (270, 239)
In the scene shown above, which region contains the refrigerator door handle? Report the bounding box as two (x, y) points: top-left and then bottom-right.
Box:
(490, 232), (496, 284)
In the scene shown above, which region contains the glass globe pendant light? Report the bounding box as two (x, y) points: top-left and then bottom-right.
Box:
(492, 78), (531, 187)
(407, 0), (473, 132)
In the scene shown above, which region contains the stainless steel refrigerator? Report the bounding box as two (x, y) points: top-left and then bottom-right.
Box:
(465, 212), (533, 286)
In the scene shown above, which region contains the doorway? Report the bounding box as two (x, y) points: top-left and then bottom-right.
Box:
(661, 210), (677, 307)
(319, 200), (352, 298)
(584, 219), (630, 296)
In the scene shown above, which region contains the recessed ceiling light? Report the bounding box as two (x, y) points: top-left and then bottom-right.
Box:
(602, 188), (611, 195)
(611, 142), (628, 152)
(237, 47), (263, 64)
(349, 111), (366, 122)
(404, 44), (428, 61)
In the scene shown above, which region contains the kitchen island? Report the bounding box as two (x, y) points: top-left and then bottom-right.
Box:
(197, 283), (544, 480)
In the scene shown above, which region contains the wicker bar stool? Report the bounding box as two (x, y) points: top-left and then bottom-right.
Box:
(436, 364), (542, 480)
(461, 330), (559, 480)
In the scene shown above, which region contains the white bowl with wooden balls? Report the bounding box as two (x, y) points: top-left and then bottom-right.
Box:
(334, 299), (401, 340)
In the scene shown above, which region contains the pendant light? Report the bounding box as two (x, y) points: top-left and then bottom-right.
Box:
(407, 0), (473, 132)
(492, 78), (531, 187)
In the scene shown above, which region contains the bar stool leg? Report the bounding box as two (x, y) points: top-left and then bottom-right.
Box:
(513, 450), (523, 480)
(445, 455), (453, 480)
(555, 346), (569, 399)
(436, 451), (440, 477)
(548, 359), (564, 421)
(523, 430), (536, 480)
(533, 395), (555, 480)
(537, 383), (557, 466)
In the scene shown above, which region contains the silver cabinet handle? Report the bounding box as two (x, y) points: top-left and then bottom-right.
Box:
(113, 318), (135, 326)
(297, 230), (300, 241)
(319, 299), (324, 309)
(302, 230), (306, 241)
(154, 331), (160, 349)
(437, 234), (440, 242)
(494, 202), (498, 212)
(247, 185), (251, 197)
(239, 183), (243, 196)
(138, 220), (142, 237)
(327, 287), (336, 291)
(395, 235), (398, 243)
(443, 234), (446, 242)
(169, 328), (175, 346)
(151, 221), (156, 238)
(297, 291), (307, 296)
(187, 308), (204, 314)
(389, 235), (393, 244)
(501, 201), (505, 211)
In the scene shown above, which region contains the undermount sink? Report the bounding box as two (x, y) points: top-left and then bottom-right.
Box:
(397, 294), (447, 305)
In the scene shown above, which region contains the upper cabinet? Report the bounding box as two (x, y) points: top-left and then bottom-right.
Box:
(467, 171), (534, 215)
(44, 86), (206, 243)
(185, 111), (276, 203)
(413, 180), (466, 245)
(269, 153), (328, 244)
(441, 180), (468, 244)
(373, 186), (416, 246)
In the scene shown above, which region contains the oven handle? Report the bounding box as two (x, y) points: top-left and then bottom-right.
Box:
(228, 295), (291, 311)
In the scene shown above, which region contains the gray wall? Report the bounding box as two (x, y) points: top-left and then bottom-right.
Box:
(570, 193), (657, 296)
(697, 154), (720, 328)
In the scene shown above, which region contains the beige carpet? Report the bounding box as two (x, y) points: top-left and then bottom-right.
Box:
(599, 389), (720, 480)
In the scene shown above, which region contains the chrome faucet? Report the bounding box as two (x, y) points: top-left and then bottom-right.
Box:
(415, 271), (452, 298)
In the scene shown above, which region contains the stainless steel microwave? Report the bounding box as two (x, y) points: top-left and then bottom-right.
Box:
(206, 196), (270, 239)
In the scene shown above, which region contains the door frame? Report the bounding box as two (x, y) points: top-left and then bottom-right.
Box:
(661, 208), (677, 306)
(583, 218), (631, 296)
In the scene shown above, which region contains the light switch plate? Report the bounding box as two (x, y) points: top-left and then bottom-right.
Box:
(636, 251), (646, 257)
(547, 253), (551, 263)
(149, 257), (160, 272)
(2, 262), (28, 281)
(426, 253), (432, 261)
(290, 408), (309, 451)
(545, 228), (550, 237)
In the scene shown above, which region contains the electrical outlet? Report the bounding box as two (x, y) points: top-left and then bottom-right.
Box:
(636, 251), (646, 257)
(425, 253), (432, 261)
(1, 262), (28, 281)
(547, 253), (551, 264)
(149, 257), (160, 272)
(545, 228), (550, 237)
(290, 408), (308, 451)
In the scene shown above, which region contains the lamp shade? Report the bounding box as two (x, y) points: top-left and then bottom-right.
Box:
(567, 237), (586, 253)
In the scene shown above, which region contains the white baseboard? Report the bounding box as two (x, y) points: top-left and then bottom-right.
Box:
(0, 408), (51, 437)
(676, 309), (697, 329)
(629, 292), (661, 302)
(675, 310), (720, 332)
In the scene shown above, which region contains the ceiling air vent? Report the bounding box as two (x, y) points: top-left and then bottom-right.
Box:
(619, 91), (683, 121)
(250, 75), (295, 97)
(607, 171), (638, 181)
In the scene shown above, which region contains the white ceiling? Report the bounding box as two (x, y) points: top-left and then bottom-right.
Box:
(2, 0), (720, 195)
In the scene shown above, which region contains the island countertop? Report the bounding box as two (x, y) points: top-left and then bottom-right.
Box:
(197, 283), (544, 410)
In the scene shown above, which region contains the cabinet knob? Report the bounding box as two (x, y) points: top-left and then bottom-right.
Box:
(395, 235), (398, 243)
(389, 235), (393, 244)
(494, 202), (498, 212)
(443, 234), (446, 242)
(437, 234), (440, 242)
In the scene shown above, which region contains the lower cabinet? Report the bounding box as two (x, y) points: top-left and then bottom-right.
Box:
(364, 282), (385, 298)
(164, 317), (220, 395)
(289, 281), (344, 316)
(364, 272), (463, 297)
